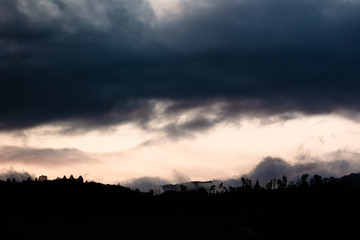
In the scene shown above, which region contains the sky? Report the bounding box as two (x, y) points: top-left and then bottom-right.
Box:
(1, 0), (360, 186)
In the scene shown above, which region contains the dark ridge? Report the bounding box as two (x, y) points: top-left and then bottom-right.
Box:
(1, 173), (360, 239)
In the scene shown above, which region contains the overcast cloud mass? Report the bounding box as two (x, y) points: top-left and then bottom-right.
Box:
(0, 0), (360, 137)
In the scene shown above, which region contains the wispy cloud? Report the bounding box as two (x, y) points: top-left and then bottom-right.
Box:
(0, 146), (96, 167)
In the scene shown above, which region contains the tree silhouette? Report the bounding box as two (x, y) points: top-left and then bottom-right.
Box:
(254, 179), (261, 191)
(276, 176), (287, 190)
(209, 185), (216, 194)
(299, 174), (309, 188)
(77, 175), (84, 184)
(38, 175), (48, 182)
(69, 174), (75, 182)
(310, 174), (322, 187)
(266, 179), (276, 190)
(180, 184), (187, 193)
(241, 177), (253, 191)
(218, 182), (227, 193)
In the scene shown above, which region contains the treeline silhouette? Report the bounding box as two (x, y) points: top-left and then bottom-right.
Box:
(1, 173), (360, 239)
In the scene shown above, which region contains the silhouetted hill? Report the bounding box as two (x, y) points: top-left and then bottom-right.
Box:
(342, 172), (360, 188)
(1, 173), (360, 239)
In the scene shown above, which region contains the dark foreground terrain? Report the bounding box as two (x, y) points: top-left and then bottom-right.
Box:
(1, 173), (360, 239)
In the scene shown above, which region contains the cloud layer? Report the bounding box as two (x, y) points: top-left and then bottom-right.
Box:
(1, 0), (360, 135)
(0, 146), (95, 166)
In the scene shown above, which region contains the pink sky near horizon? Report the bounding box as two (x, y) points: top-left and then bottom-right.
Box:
(1, 113), (360, 184)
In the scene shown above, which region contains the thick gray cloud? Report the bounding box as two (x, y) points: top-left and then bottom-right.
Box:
(1, 0), (360, 136)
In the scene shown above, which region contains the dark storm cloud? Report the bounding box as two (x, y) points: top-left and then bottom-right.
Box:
(1, 0), (360, 135)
